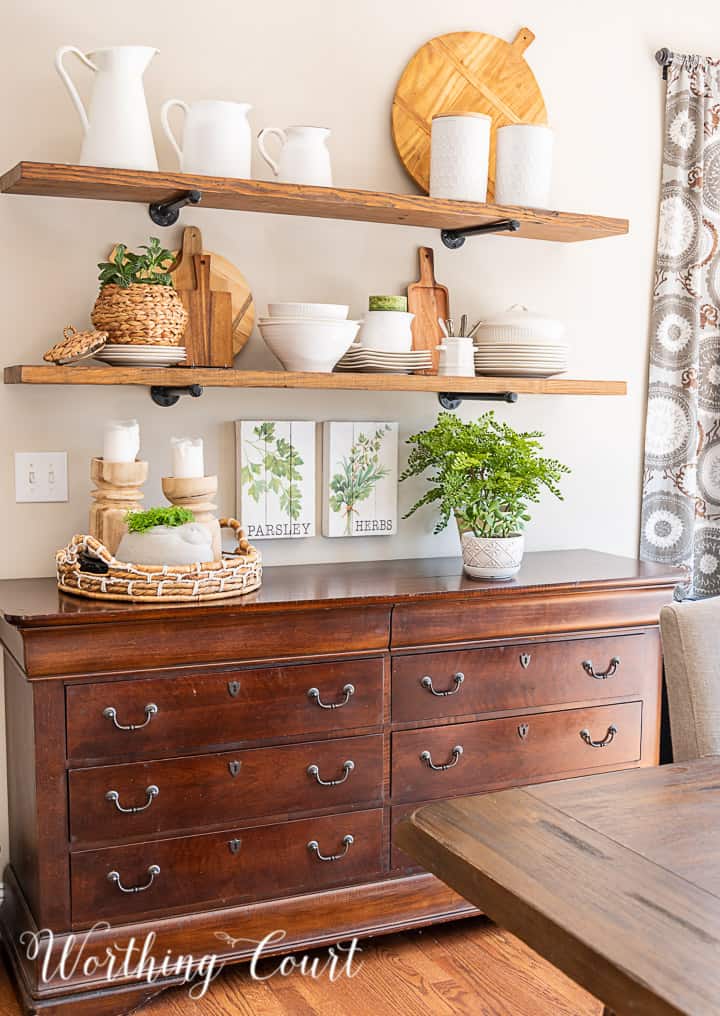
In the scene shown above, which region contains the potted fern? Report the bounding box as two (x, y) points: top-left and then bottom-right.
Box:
(92, 237), (188, 346)
(401, 412), (570, 580)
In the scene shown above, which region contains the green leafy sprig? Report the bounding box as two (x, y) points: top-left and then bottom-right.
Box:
(125, 506), (194, 533)
(98, 237), (175, 289)
(241, 422), (305, 521)
(400, 411), (570, 538)
(329, 426), (391, 536)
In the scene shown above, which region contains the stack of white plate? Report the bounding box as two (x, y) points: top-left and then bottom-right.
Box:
(473, 306), (568, 378)
(474, 344), (568, 378)
(335, 344), (433, 374)
(95, 344), (187, 367)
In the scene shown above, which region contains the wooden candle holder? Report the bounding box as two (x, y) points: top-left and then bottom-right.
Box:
(161, 474), (222, 560)
(89, 458), (149, 556)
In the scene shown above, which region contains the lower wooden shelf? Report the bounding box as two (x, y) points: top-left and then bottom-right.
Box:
(3, 365), (627, 397)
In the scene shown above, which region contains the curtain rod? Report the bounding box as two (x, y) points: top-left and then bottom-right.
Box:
(655, 48), (674, 78)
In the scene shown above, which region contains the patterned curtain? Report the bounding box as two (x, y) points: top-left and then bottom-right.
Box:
(641, 54), (720, 596)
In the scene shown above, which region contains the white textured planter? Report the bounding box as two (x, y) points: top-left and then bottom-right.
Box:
(461, 532), (525, 580)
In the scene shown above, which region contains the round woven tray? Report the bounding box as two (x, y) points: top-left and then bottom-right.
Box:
(57, 518), (262, 603)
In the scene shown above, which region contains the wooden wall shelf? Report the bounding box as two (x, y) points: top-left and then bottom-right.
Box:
(4, 365), (627, 399)
(0, 162), (628, 244)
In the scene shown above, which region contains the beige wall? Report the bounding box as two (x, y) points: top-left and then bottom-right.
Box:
(0, 0), (708, 859)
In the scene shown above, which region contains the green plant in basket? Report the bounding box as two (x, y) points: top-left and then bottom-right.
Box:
(97, 237), (175, 289)
(125, 506), (194, 533)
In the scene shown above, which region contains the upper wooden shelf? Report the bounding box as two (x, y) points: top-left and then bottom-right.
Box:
(0, 162), (628, 244)
(4, 365), (627, 399)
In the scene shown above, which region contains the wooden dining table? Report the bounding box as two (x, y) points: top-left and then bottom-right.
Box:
(396, 758), (720, 1016)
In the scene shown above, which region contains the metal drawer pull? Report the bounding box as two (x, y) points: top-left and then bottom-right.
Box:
(307, 760), (355, 786)
(105, 785), (159, 814)
(307, 834), (354, 862)
(307, 683), (355, 709)
(582, 657), (621, 680)
(102, 703), (158, 731)
(107, 864), (160, 894)
(421, 672), (464, 697)
(420, 745), (464, 771)
(580, 724), (618, 748)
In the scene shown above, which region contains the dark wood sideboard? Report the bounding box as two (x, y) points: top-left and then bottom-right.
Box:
(0, 551), (678, 1015)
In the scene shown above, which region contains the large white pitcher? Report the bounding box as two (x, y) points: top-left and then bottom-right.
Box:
(257, 126), (332, 186)
(55, 45), (159, 171)
(161, 99), (252, 177)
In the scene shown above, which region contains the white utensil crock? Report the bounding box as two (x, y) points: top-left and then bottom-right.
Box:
(257, 125), (332, 186)
(429, 113), (491, 202)
(161, 99), (252, 177)
(359, 311), (414, 353)
(437, 336), (475, 377)
(55, 45), (159, 170)
(495, 125), (554, 207)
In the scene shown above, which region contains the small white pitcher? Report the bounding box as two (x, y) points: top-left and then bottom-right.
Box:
(257, 125), (332, 186)
(161, 99), (252, 177)
(55, 45), (159, 170)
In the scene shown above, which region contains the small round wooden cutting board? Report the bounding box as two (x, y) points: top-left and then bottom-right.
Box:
(391, 27), (547, 200)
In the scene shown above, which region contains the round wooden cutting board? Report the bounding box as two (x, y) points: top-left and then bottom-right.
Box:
(171, 248), (254, 357)
(391, 27), (548, 200)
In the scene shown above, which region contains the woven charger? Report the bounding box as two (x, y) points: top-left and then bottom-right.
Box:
(44, 325), (107, 365)
(57, 518), (262, 603)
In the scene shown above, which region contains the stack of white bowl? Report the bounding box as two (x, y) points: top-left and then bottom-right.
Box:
(473, 305), (568, 378)
(258, 303), (360, 373)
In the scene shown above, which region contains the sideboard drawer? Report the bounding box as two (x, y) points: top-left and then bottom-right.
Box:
(66, 658), (384, 761)
(391, 701), (642, 804)
(69, 734), (383, 845)
(71, 808), (384, 926)
(392, 633), (653, 723)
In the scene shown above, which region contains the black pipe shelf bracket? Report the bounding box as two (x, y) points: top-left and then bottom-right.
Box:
(438, 391), (519, 410)
(148, 189), (203, 227)
(150, 384), (204, 408)
(441, 217), (521, 250)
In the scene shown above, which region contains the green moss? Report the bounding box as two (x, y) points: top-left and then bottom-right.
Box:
(125, 506), (194, 533)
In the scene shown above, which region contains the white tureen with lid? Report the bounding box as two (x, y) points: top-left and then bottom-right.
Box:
(474, 304), (565, 345)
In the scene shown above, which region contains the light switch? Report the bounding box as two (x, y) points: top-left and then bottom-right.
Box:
(15, 452), (68, 503)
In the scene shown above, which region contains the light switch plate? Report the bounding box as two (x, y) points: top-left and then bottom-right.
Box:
(15, 452), (68, 503)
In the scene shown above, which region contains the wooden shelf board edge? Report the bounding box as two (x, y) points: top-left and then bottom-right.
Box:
(3, 365), (627, 396)
(0, 163), (629, 242)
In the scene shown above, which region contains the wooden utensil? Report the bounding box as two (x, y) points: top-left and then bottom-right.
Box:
(407, 247), (449, 374)
(392, 28), (547, 200)
(170, 226), (255, 359)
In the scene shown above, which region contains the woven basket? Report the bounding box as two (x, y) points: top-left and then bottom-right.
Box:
(57, 519), (262, 603)
(91, 284), (188, 346)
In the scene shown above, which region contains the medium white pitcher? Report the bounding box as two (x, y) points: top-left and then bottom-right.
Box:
(55, 45), (158, 171)
(257, 126), (332, 186)
(161, 99), (252, 178)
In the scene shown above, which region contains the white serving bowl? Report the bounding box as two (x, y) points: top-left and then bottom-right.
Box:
(358, 310), (415, 353)
(258, 318), (360, 372)
(267, 302), (350, 320)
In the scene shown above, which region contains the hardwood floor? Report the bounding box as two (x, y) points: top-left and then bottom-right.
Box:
(0, 918), (601, 1015)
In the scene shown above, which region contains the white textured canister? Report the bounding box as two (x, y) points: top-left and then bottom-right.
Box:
(495, 124), (554, 207)
(429, 113), (491, 202)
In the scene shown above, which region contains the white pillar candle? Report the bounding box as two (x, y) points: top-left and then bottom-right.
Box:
(171, 437), (204, 478)
(103, 419), (140, 463)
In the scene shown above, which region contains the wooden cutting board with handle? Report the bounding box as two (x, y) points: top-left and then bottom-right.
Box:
(171, 226), (255, 362)
(392, 28), (547, 200)
(407, 247), (448, 375)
